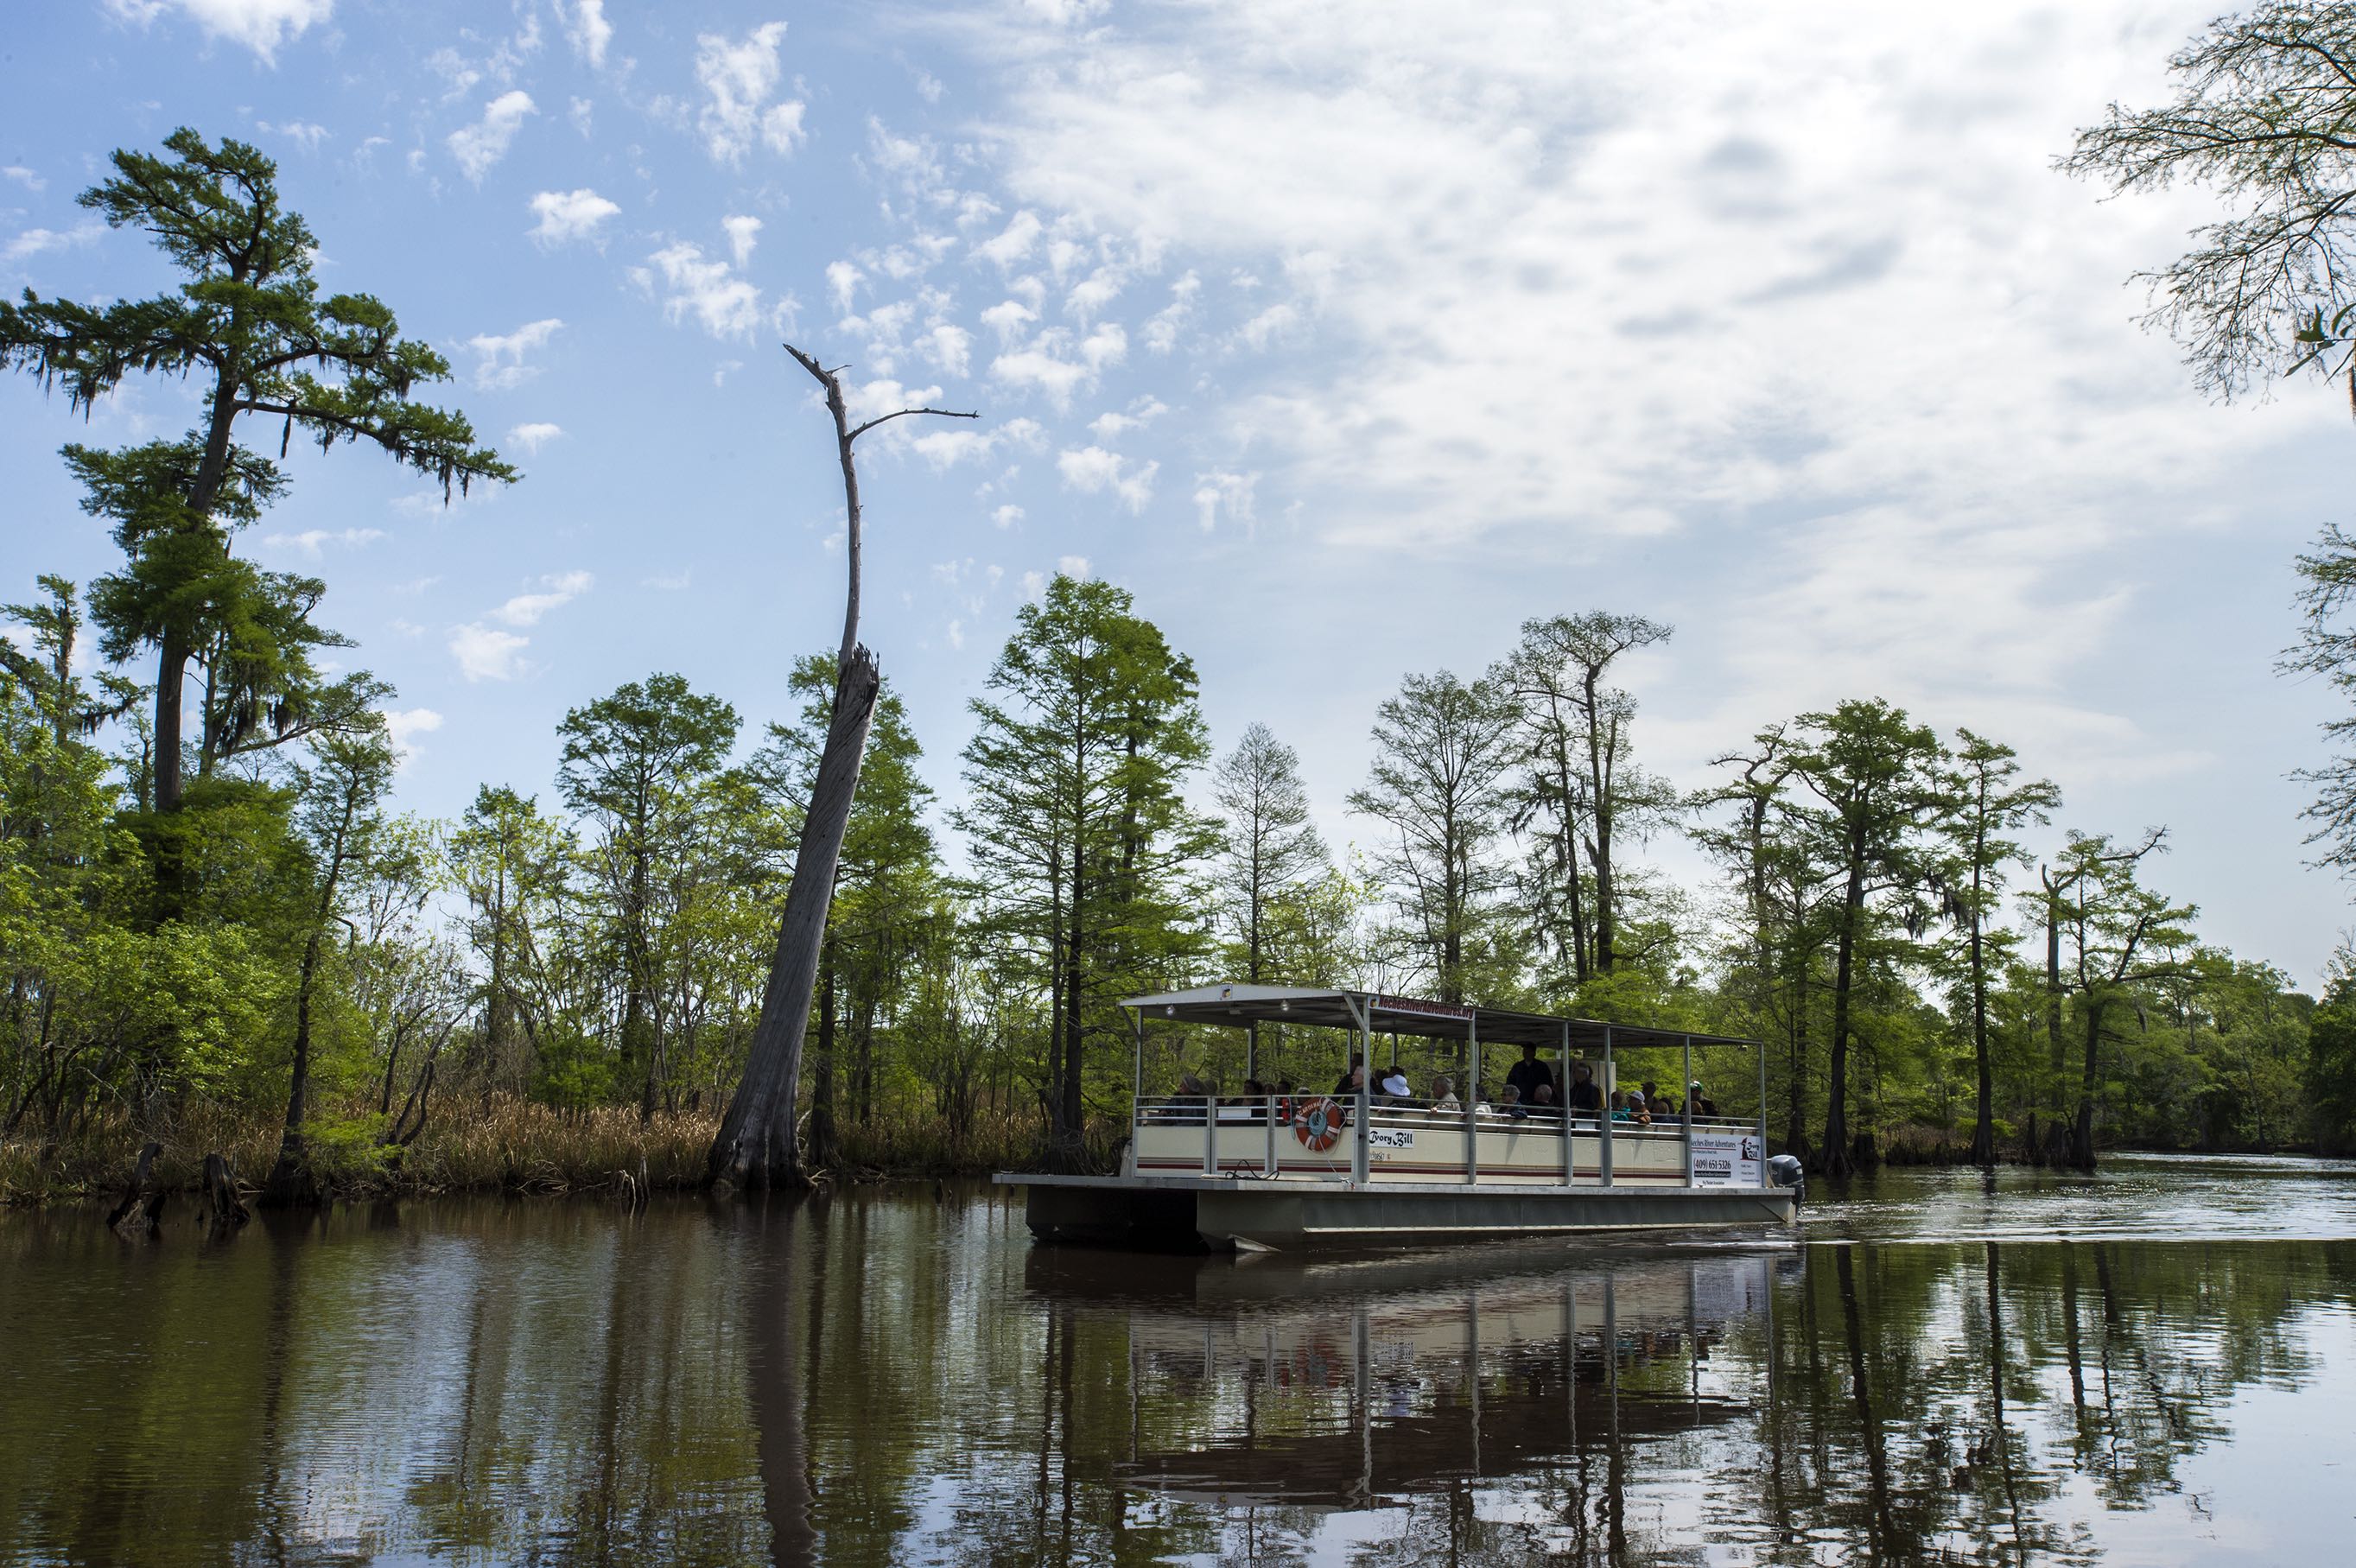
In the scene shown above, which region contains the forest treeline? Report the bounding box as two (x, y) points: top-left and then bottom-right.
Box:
(6, 130), (2356, 1201)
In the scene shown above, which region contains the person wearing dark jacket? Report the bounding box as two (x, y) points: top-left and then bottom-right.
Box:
(1504, 1044), (1557, 1107)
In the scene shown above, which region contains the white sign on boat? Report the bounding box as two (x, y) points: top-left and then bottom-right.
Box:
(1691, 1131), (1762, 1189)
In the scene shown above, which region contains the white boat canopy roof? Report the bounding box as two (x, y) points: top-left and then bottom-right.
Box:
(1120, 985), (1756, 1053)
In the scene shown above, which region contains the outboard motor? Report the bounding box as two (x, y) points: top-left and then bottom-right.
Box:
(1767, 1153), (1806, 1203)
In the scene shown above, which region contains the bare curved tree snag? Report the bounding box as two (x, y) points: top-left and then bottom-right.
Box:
(708, 346), (974, 1193)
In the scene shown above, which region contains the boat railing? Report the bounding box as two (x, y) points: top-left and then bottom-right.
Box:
(1127, 1094), (1766, 1187)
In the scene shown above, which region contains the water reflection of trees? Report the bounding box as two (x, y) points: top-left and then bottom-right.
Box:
(0, 1199), (2349, 1565)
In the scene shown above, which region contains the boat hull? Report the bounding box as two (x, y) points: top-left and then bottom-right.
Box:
(1006, 1171), (1797, 1251)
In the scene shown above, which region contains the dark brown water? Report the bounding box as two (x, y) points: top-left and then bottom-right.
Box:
(3, 1154), (2354, 1565)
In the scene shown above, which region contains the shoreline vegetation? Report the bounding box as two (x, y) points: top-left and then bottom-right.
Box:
(3, 1097), (2334, 1209)
(8, 130), (2356, 1216)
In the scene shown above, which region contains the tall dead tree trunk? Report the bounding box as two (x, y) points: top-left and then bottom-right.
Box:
(706, 346), (972, 1193)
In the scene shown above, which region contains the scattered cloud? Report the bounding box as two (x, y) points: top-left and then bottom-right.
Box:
(382, 706), (442, 765)
(448, 90), (536, 183)
(448, 623), (530, 682)
(1057, 554), (1092, 580)
(639, 240), (763, 338)
(695, 22), (806, 164)
(2, 166), (44, 192)
(1057, 445), (1157, 511)
(528, 187), (619, 246)
(722, 213), (762, 266)
(257, 118), (327, 151)
(506, 422), (564, 454)
(991, 322), (1126, 409)
(492, 569), (592, 627)
(257, 526), (385, 557)
(3, 225), (104, 264)
(992, 504), (1024, 529)
(561, 0), (613, 68)
(643, 569), (693, 590)
(1192, 470), (1258, 532)
(467, 317), (563, 390)
(104, 0), (333, 63)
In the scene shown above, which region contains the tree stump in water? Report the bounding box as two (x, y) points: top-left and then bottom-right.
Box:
(201, 1152), (249, 1235)
(105, 1141), (166, 1235)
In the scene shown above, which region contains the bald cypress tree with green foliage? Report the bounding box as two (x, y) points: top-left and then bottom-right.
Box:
(954, 575), (1214, 1166)
(0, 129), (512, 822)
(558, 674), (740, 1118)
(1785, 700), (1948, 1177)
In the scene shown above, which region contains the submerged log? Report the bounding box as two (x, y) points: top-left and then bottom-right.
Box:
(105, 1140), (165, 1234)
(200, 1152), (249, 1235)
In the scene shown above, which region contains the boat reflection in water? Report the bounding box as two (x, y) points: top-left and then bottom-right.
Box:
(1026, 1241), (1782, 1553)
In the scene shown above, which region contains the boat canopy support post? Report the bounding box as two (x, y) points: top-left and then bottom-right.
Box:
(1757, 1029), (1769, 1185)
(1560, 1019), (1574, 1187)
(1346, 992), (1372, 1184)
(1464, 1013), (1481, 1184)
(1600, 1025), (1615, 1187)
(1682, 1033), (1696, 1187)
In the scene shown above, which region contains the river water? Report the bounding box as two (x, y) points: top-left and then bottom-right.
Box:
(3, 1155), (2353, 1565)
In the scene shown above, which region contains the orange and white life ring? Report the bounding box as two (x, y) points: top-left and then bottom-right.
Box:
(1294, 1096), (1344, 1152)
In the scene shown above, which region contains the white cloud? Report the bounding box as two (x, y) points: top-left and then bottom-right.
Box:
(507, 422), (564, 454)
(467, 318), (563, 390)
(723, 213), (763, 267)
(992, 504), (1025, 529)
(105, 0), (332, 63)
(979, 298), (1038, 346)
(3, 225), (103, 263)
(258, 119), (328, 151)
(643, 569), (693, 590)
(976, 209), (1043, 269)
(257, 526), (385, 558)
(383, 706), (442, 765)
(1142, 271), (1199, 353)
(492, 569), (592, 627)
(991, 322), (1125, 409)
(562, 0), (613, 68)
(1057, 445), (1158, 512)
(1192, 470), (1258, 532)
(827, 260), (865, 313)
(916, 71), (945, 103)
(2, 167), (45, 192)
(448, 90), (536, 183)
(695, 22), (806, 164)
(1057, 554), (1092, 580)
(642, 241), (763, 339)
(528, 187), (619, 246)
(918, 321), (973, 377)
(448, 623), (530, 683)
(911, 416), (1040, 470)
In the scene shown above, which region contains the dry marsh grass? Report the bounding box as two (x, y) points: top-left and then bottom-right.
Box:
(1, 1096), (1064, 1205)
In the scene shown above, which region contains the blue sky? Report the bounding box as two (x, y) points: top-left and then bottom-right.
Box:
(3, 0), (2351, 982)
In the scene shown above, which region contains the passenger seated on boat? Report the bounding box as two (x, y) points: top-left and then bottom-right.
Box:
(1166, 1071), (1211, 1123)
(1495, 1084), (1526, 1120)
(1241, 1078), (1271, 1120)
(1426, 1075), (1460, 1114)
(1565, 1063), (1601, 1113)
(1330, 1063), (1369, 1100)
(1527, 1082), (1563, 1120)
(1688, 1082), (1718, 1119)
(1376, 1067), (1412, 1101)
